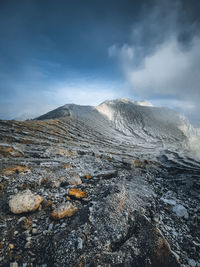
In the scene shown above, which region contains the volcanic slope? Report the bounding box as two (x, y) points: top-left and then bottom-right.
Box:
(0, 98), (199, 266)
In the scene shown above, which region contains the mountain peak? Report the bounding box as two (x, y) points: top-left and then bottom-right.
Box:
(98, 98), (153, 107)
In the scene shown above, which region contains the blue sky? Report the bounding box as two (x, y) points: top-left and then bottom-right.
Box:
(0, 0), (200, 125)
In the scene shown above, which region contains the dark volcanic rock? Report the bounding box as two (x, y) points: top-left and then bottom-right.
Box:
(0, 100), (199, 266)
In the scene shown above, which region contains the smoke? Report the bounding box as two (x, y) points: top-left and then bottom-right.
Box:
(109, 0), (200, 126)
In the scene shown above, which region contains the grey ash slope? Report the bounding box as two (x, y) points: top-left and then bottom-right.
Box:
(0, 98), (199, 266)
(37, 98), (191, 155)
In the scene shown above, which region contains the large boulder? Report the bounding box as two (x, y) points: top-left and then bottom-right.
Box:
(9, 190), (43, 214)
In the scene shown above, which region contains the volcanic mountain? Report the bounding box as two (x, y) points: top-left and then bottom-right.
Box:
(0, 98), (199, 266)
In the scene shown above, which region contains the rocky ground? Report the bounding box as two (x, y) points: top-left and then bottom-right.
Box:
(0, 117), (199, 266)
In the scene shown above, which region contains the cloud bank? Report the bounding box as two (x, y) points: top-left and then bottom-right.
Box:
(109, 0), (200, 126)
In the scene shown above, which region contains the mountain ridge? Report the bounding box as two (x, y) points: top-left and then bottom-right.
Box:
(36, 98), (194, 157)
(0, 98), (199, 266)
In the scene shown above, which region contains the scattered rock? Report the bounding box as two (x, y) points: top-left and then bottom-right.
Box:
(9, 190), (43, 214)
(51, 202), (78, 219)
(0, 104), (199, 266)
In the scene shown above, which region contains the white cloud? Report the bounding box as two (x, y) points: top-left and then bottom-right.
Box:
(124, 37), (200, 98)
(109, 36), (200, 126)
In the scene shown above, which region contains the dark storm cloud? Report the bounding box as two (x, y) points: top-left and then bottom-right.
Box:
(0, 0), (147, 119)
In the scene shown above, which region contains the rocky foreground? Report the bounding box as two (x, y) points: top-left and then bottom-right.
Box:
(0, 101), (200, 266)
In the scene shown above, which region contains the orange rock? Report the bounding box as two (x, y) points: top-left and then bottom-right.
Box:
(57, 149), (65, 155)
(0, 146), (23, 157)
(0, 183), (4, 193)
(85, 174), (91, 179)
(0, 242), (4, 249)
(68, 188), (87, 199)
(9, 244), (14, 250)
(21, 139), (33, 144)
(131, 159), (149, 168)
(51, 202), (78, 219)
(61, 163), (72, 169)
(2, 166), (30, 175)
(57, 149), (74, 156)
(132, 159), (142, 168)
(44, 200), (53, 209)
(0, 146), (14, 156)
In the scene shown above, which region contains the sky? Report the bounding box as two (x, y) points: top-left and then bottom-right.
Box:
(0, 0), (200, 126)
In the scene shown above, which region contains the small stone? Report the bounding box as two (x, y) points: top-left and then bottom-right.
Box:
(32, 228), (37, 234)
(25, 242), (31, 249)
(9, 262), (18, 267)
(77, 237), (83, 250)
(18, 217), (32, 230)
(51, 202), (78, 219)
(160, 198), (176, 206)
(172, 204), (189, 219)
(67, 174), (82, 185)
(44, 200), (52, 209)
(0, 242), (4, 249)
(0, 183), (4, 193)
(131, 159), (142, 168)
(82, 198), (89, 202)
(48, 223), (54, 231)
(9, 244), (14, 249)
(61, 163), (71, 169)
(68, 188), (87, 199)
(85, 174), (91, 179)
(9, 190), (43, 214)
(66, 196), (70, 201)
(188, 259), (196, 267)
